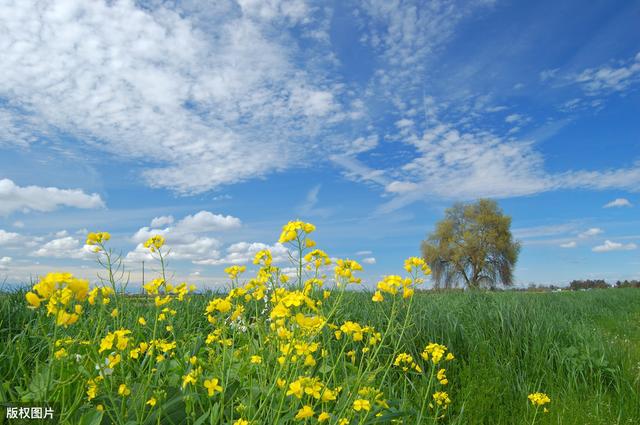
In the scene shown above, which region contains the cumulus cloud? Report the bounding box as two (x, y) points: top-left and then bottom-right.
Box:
(559, 241), (577, 248)
(150, 215), (174, 228)
(361, 257), (376, 264)
(31, 236), (94, 259)
(127, 211), (241, 264)
(592, 240), (637, 253)
(194, 241), (289, 266)
(0, 178), (104, 216)
(603, 198), (632, 208)
(0, 256), (11, 270)
(0, 229), (25, 246)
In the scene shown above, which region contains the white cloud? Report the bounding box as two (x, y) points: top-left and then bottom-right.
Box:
(335, 116), (640, 213)
(150, 215), (174, 228)
(592, 240), (637, 253)
(127, 211), (241, 264)
(362, 257), (376, 264)
(0, 229), (24, 246)
(31, 236), (93, 259)
(505, 114), (522, 123)
(356, 250), (373, 256)
(0, 256), (11, 270)
(603, 198), (632, 208)
(579, 228), (604, 238)
(572, 52), (640, 95)
(296, 185), (333, 218)
(0, 0), (350, 194)
(193, 241), (289, 266)
(559, 241), (577, 248)
(173, 211), (241, 234)
(12, 221), (24, 228)
(127, 237), (221, 263)
(0, 178), (104, 216)
(346, 135), (379, 155)
(236, 0), (310, 24)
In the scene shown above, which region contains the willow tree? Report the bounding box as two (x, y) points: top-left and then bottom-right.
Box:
(421, 199), (520, 289)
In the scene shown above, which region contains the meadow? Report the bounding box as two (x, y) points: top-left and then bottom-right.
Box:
(0, 222), (639, 424)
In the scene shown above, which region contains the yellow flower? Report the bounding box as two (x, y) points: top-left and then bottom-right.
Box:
(25, 292), (41, 308)
(138, 316), (147, 326)
(233, 420), (249, 425)
(155, 295), (172, 307)
(250, 355), (262, 364)
(144, 235), (165, 252)
(286, 380), (304, 399)
(86, 232), (110, 246)
(111, 308), (118, 318)
(182, 369), (199, 389)
(353, 399), (371, 412)
(528, 392), (551, 407)
(422, 342), (449, 364)
(372, 291), (384, 302)
(276, 378), (286, 388)
(402, 287), (414, 299)
(432, 391), (451, 407)
(334, 259), (363, 284)
(403, 256), (431, 275)
(55, 310), (79, 327)
(54, 348), (67, 359)
(86, 379), (99, 401)
(118, 384), (131, 397)
(318, 412), (331, 422)
(107, 353), (121, 368)
(146, 397), (157, 407)
(278, 220), (315, 244)
(338, 419), (349, 425)
(253, 249), (273, 266)
(294, 405), (314, 420)
(204, 378), (223, 396)
(225, 265), (246, 279)
(205, 297), (232, 314)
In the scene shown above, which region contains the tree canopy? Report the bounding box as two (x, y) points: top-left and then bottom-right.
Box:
(421, 199), (520, 289)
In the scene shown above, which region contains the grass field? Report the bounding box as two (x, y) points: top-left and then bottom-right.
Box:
(1, 225), (639, 424)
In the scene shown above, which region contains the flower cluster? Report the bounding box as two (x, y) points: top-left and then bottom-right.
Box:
(278, 220), (316, 244)
(528, 392), (551, 412)
(26, 272), (89, 326)
(144, 235), (165, 252)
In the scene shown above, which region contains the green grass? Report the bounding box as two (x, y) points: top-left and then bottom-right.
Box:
(1, 287), (639, 424)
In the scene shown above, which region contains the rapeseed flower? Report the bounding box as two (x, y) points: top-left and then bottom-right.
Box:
(204, 378), (223, 396)
(144, 235), (165, 252)
(294, 405), (314, 420)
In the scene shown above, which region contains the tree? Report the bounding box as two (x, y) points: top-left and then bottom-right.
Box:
(421, 199), (520, 289)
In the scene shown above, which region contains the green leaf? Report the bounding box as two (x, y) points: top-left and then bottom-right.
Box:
(193, 408), (211, 425)
(78, 409), (104, 425)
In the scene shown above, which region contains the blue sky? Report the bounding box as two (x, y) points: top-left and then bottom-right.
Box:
(1, 0), (639, 288)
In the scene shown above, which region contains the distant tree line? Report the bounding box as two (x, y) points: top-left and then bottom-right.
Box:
(614, 279), (640, 288)
(568, 279), (610, 290)
(564, 279), (640, 290)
